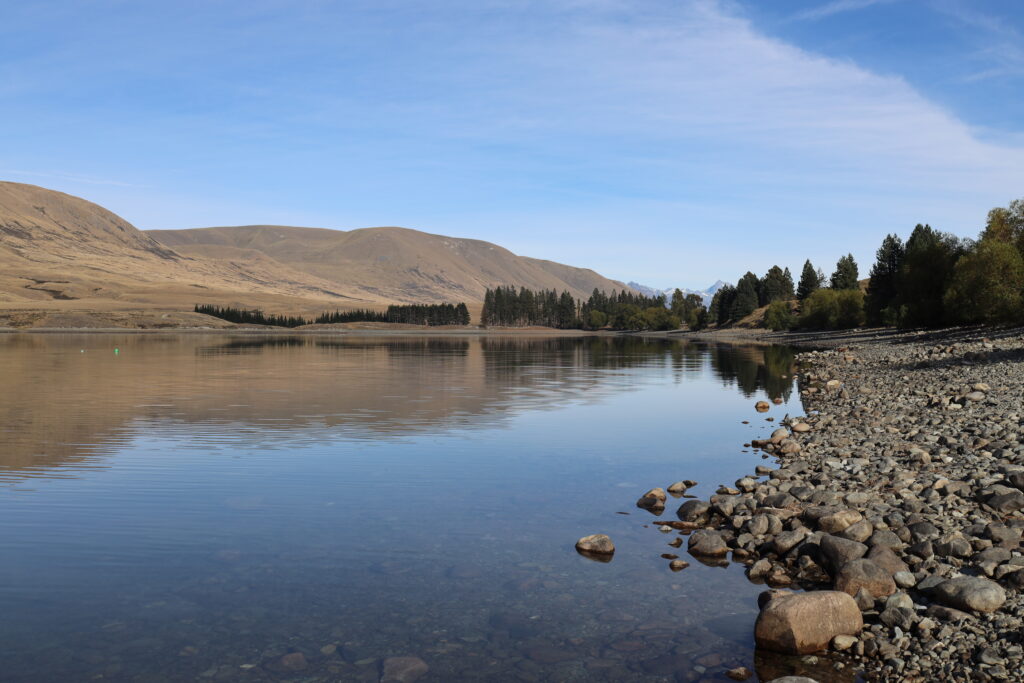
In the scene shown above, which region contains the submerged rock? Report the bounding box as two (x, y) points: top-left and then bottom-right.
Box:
(381, 656), (429, 683)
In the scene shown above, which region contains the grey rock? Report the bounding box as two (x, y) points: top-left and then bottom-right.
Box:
(932, 577), (1006, 613)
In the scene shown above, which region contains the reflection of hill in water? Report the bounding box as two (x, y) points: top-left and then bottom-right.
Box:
(0, 335), (795, 480)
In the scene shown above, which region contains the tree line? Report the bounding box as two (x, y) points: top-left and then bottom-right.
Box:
(712, 197), (1024, 331)
(195, 302), (471, 327)
(481, 286), (681, 330)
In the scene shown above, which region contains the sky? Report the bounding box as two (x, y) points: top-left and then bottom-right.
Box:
(1, 0), (1023, 288)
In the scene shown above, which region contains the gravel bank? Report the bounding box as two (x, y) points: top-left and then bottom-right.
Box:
(667, 327), (1024, 681)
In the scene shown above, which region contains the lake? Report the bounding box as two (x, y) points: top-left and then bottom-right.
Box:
(0, 333), (840, 682)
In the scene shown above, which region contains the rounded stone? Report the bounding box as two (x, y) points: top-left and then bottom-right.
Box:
(755, 590), (863, 655)
(575, 534), (614, 555)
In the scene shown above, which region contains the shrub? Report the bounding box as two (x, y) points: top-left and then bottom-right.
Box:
(799, 289), (864, 330)
(763, 300), (793, 331)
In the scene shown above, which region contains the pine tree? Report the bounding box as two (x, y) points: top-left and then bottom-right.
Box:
(865, 234), (905, 325)
(796, 260), (820, 301)
(730, 273), (759, 319)
(830, 254), (860, 290)
(760, 265), (793, 305)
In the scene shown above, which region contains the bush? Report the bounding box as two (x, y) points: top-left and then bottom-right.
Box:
(763, 300), (793, 331)
(799, 289), (864, 330)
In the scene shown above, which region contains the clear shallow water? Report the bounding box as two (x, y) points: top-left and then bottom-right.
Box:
(0, 334), (841, 682)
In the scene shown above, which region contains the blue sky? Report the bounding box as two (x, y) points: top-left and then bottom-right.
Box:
(2, 0), (1022, 288)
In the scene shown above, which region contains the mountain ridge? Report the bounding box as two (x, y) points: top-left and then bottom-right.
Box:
(0, 181), (634, 327)
(627, 280), (728, 308)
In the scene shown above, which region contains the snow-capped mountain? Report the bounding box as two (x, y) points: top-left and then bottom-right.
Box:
(627, 280), (729, 308)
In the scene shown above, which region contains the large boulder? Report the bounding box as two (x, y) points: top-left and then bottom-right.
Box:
(933, 577), (1006, 613)
(677, 499), (711, 523)
(835, 559), (896, 598)
(688, 529), (729, 557)
(754, 590), (863, 654)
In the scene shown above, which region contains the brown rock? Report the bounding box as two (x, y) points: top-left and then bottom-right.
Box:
(575, 534), (614, 555)
(636, 488), (667, 511)
(835, 559), (896, 598)
(755, 401), (771, 412)
(381, 656), (429, 683)
(818, 509), (862, 534)
(754, 590), (863, 654)
(280, 652), (308, 671)
(866, 545), (910, 576)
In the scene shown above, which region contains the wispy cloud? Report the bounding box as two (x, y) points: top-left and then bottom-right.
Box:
(792, 0), (901, 22)
(929, 0), (1024, 80)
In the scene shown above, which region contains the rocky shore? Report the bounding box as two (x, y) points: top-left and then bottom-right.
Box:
(651, 327), (1024, 681)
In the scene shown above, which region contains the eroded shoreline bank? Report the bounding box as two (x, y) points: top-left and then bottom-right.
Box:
(660, 326), (1024, 681)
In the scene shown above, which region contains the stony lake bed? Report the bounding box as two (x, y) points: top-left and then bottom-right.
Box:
(3, 328), (1021, 682)
(658, 326), (1024, 682)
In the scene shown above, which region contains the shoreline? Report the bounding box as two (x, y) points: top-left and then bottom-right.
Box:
(657, 324), (1024, 681)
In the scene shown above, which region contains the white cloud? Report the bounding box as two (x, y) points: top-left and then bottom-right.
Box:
(792, 0), (902, 22)
(487, 0), (1024, 196)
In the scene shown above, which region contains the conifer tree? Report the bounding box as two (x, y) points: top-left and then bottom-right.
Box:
(830, 254), (860, 290)
(796, 260), (820, 301)
(865, 234), (905, 325)
(730, 273), (759, 319)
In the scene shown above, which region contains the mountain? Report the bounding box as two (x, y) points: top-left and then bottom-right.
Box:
(0, 181), (631, 327)
(626, 280), (729, 308)
(149, 225), (631, 305)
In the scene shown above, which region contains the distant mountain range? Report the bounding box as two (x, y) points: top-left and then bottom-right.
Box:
(627, 280), (729, 308)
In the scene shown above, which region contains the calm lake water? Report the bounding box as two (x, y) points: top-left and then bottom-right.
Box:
(0, 334), (846, 682)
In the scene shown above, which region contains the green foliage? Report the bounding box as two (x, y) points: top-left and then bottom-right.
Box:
(944, 239), (1024, 325)
(731, 272), (760, 319)
(641, 306), (681, 331)
(796, 260), (821, 300)
(709, 284), (735, 325)
(481, 286), (683, 330)
(982, 199), (1024, 250)
(798, 289), (865, 330)
(895, 224), (968, 327)
(759, 265), (794, 305)
(670, 288), (686, 317)
(763, 300), (793, 331)
(865, 234), (905, 326)
(830, 254), (860, 290)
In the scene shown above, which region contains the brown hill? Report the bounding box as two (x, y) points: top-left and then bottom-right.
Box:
(148, 225), (629, 304)
(0, 182), (630, 327)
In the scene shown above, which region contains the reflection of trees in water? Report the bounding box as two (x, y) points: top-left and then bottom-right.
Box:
(705, 344), (796, 400)
(194, 335), (793, 397)
(196, 336), (470, 357)
(480, 337), (795, 400)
